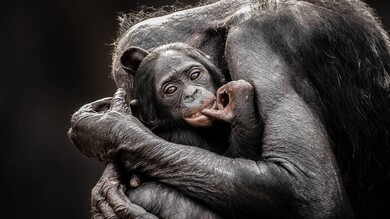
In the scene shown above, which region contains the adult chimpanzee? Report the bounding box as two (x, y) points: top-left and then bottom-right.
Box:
(68, 0), (390, 218)
(119, 43), (261, 218)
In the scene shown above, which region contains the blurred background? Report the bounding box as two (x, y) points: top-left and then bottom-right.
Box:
(1, 0), (389, 218)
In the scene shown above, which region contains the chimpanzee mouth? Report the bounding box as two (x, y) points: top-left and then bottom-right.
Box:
(185, 100), (216, 118)
(190, 111), (204, 118)
(183, 100), (217, 127)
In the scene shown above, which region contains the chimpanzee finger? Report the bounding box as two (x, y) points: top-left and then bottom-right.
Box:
(91, 186), (119, 219)
(203, 86), (234, 123)
(71, 97), (113, 125)
(111, 88), (130, 114)
(70, 103), (96, 124)
(98, 200), (120, 219)
(91, 212), (105, 219)
(91, 97), (112, 113)
(216, 85), (236, 110)
(129, 173), (142, 188)
(201, 108), (224, 119)
(91, 183), (105, 211)
(91, 181), (122, 219)
(105, 186), (158, 219)
(201, 108), (233, 123)
(91, 207), (105, 219)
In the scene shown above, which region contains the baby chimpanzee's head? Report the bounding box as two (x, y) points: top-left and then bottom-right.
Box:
(120, 43), (225, 128)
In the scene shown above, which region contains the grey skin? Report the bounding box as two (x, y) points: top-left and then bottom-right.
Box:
(68, 0), (390, 218)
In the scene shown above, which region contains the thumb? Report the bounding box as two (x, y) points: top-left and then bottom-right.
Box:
(201, 108), (227, 121)
(111, 88), (131, 114)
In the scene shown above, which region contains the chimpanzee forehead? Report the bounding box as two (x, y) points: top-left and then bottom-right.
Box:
(154, 50), (204, 83)
(156, 50), (197, 70)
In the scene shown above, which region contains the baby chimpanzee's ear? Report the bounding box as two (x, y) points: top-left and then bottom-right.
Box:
(120, 47), (150, 75)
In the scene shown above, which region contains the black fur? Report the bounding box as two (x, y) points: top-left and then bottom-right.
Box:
(256, 3), (390, 215)
(115, 1), (390, 217)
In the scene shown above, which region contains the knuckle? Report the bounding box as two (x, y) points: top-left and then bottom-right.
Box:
(102, 180), (119, 195)
(236, 79), (251, 87)
(67, 128), (75, 139)
(91, 207), (105, 219)
(91, 184), (101, 197)
(115, 205), (132, 217)
(91, 195), (103, 207)
(70, 111), (84, 124)
(244, 84), (254, 91)
(80, 103), (93, 111)
(92, 213), (104, 219)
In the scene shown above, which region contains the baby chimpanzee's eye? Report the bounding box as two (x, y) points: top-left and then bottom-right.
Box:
(189, 71), (200, 80)
(164, 85), (178, 94)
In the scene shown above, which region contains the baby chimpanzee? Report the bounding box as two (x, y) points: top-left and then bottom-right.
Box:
(119, 43), (262, 218)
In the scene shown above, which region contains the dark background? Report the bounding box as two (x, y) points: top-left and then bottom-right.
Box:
(1, 0), (389, 218)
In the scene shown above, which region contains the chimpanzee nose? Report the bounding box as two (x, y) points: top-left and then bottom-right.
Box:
(183, 86), (201, 103)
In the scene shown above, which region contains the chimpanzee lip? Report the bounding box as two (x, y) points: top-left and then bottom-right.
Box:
(183, 100), (217, 127)
(184, 100), (217, 119)
(190, 111), (203, 118)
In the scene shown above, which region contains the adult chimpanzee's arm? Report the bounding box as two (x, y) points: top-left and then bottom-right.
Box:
(126, 182), (222, 219)
(70, 80), (351, 219)
(70, 90), (222, 218)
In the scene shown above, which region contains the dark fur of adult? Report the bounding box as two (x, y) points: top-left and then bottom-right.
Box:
(126, 1), (390, 217)
(263, 1), (390, 215)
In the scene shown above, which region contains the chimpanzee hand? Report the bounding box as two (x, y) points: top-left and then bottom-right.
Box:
(91, 163), (158, 219)
(69, 89), (162, 218)
(201, 80), (256, 124)
(68, 88), (153, 161)
(202, 80), (262, 160)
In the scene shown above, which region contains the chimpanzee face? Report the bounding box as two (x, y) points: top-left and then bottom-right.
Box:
(153, 50), (218, 127)
(120, 43), (222, 128)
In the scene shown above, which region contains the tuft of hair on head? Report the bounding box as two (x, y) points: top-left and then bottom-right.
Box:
(116, 0), (219, 37)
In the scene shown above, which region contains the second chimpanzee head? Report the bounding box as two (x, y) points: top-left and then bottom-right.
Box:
(120, 43), (225, 129)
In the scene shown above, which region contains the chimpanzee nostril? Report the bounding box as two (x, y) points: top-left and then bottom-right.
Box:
(184, 87), (200, 101)
(184, 94), (192, 101)
(191, 88), (199, 97)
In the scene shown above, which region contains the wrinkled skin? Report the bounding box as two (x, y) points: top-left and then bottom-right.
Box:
(69, 0), (390, 218)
